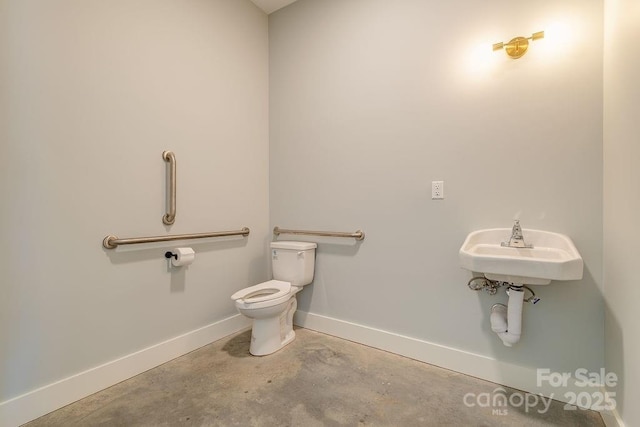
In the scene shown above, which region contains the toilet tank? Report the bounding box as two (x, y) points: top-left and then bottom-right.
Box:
(270, 241), (317, 286)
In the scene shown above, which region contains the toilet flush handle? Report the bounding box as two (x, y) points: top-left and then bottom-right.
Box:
(297, 251), (304, 258)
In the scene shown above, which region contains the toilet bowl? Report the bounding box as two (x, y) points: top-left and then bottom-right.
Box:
(231, 241), (316, 356)
(231, 280), (299, 355)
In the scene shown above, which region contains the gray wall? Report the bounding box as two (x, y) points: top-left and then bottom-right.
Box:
(0, 0), (269, 402)
(604, 0), (640, 425)
(270, 0), (604, 374)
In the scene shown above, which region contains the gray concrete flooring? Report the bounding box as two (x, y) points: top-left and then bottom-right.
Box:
(25, 327), (604, 426)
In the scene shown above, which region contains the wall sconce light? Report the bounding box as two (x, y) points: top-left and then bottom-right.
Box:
(493, 31), (544, 59)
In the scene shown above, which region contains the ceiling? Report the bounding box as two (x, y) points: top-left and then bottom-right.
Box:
(250, 0), (298, 14)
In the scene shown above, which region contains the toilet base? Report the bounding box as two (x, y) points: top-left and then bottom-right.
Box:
(249, 297), (297, 356)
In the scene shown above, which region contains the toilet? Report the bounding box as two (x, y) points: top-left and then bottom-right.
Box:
(231, 241), (317, 356)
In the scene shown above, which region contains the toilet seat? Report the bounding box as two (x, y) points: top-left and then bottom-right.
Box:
(231, 280), (291, 305)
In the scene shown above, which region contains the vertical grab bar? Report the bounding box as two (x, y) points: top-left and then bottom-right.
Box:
(162, 151), (176, 225)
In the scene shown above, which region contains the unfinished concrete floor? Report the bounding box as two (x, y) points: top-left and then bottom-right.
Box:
(25, 327), (604, 426)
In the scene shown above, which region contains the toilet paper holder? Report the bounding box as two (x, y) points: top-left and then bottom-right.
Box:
(164, 247), (196, 267)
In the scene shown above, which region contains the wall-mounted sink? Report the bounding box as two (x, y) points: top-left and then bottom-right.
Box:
(459, 228), (583, 285)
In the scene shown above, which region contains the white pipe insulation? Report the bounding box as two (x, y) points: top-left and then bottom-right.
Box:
(490, 286), (525, 347)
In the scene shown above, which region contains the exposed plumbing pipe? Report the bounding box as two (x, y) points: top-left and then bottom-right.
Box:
(490, 285), (525, 347)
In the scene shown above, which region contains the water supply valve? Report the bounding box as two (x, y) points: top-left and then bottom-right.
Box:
(467, 277), (506, 295)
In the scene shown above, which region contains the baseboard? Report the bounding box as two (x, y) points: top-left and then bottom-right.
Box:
(0, 314), (251, 427)
(294, 311), (606, 411)
(600, 400), (626, 427)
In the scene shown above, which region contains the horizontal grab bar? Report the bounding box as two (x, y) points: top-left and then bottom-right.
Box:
(103, 227), (250, 249)
(273, 226), (365, 241)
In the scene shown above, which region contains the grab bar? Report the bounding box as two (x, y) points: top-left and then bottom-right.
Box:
(103, 227), (250, 249)
(162, 150), (176, 225)
(273, 227), (365, 241)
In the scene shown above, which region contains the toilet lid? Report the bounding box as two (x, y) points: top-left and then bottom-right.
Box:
(230, 280), (291, 304)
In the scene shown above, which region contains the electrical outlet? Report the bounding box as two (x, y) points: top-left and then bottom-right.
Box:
(432, 181), (444, 199)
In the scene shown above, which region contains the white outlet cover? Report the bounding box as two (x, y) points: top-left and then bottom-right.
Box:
(432, 181), (444, 199)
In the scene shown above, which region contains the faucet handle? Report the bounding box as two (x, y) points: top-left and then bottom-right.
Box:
(501, 219), (533, 248)
(512, 220), (523, 239)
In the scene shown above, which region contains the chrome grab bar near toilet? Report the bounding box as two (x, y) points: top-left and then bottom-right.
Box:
(102, 227), (250, 249)
(162, 150), (177, 225)
(273, 227), (365, 241)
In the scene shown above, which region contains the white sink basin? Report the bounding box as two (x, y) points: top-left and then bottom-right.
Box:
(459, 228), (583, 285)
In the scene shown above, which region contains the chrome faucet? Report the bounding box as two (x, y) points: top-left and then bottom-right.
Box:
(501, 220), (533, 248)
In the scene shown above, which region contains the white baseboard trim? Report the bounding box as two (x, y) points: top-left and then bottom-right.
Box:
(0, 314), (251, 427)
(294, 311), (607, 412)
(600, 402), (626, 427)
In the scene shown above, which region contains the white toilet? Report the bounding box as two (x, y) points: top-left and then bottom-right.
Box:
(231, 241), (317, 356)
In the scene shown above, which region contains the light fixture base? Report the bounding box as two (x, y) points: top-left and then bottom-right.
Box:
(504, 36), (529, 59)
